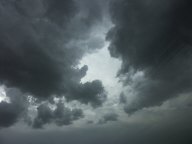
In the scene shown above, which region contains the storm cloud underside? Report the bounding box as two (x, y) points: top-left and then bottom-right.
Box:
(108, 0), (192, 113)
(0, 0), (107, 127)
(0, 0), (191, 144)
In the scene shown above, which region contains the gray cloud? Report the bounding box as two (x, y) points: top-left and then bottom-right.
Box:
(0, 0), (106, 100)
(0, 0), (108, 128)
(0, 93), (192, 143)
(0, 101), (21, 127)
(0, 88), (27, 127)
(119, 92), (127, 104)
(0, 102), (192, 144)
(108, 0), (192, 113)
(33, 102), (84, 128)
(0, 1), (191, 143)
(65, 80), (107, 108)
(98, 112), (118, 124)
(32, 103), (53, 128)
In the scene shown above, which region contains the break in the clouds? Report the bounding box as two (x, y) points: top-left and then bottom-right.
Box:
(0, 0), (192, 144)
(108, 0), (192, 113)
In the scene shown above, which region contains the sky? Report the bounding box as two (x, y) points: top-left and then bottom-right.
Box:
(0, 0), (192, 144)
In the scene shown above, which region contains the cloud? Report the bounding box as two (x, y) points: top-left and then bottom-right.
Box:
(0, 102), (20, 127)
(108, 0), (192, 113)
(0, 0), (109, 129)
(65, 80), (107, 108)
(0, 88), (27, 127)
(98, 112), (118, 124)
(75, 0), (103, 26)
(0, 0), (107, 103)
(33, 102), (84, 128)
(32, 103), (53, 128)
(119, 92), (127, 104)
(0, 94), (192, 143)
(1, 100), (192, 144)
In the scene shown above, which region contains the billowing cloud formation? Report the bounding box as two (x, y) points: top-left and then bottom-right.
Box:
(0, 88), (27, 127)
(98, 112), (118, 124)
(1, 97), (192, 144)
(0, 0), (106, 100)
(66, 80), (107, 108)
(33, 102), (84, 128)
(108, 0), (192, 113)
(0, 0), (107, 127)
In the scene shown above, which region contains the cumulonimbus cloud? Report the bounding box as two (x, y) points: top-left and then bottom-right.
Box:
(108, 0), (192, 113)
(0, 0), (108, 127)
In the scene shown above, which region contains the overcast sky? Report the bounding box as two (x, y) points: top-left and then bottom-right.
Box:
(0, 0), (192, 144)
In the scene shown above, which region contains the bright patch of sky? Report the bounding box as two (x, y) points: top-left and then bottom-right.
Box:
(0, 85), (10, 103)
(76, 42), (128, 125)
(79, 42), (123, 100)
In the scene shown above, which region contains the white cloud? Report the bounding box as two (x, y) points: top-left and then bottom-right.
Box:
(0, 86), (10, 103)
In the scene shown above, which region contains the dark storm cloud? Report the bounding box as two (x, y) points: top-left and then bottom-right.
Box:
(53, 102), (84, 126)
(1, 100), (192, 144)
(0, 0), (106, 104)
(32, 103), (52, 128)
(0, 0), (108, 129)
(0, 102), (20, 127)
(33, 102), (84, 128)
(76, 0), (108, 26)
(0, 88), (27, 127)
(65, 80), (107, 107)
(108, 0), (192, 113)
(98, 112), (118, 124)
(119, 92), (127, 104)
